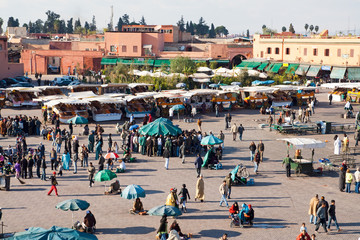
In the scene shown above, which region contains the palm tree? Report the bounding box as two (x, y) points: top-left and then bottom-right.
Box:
(309, 25), (314, 33)
(315, 26), (319, 33)
(304, 23), (309, 33)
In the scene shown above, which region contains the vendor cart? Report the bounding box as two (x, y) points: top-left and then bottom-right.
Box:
(277, 138), (326, 176)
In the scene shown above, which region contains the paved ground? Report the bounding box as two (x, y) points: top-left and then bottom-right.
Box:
(1, 90), (359, 240)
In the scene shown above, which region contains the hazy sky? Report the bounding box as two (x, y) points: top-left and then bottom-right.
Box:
(1, 0), (360, 35)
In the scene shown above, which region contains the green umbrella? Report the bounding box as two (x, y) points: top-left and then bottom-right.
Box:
(95, 170), (117, 182)
(67, 115), (88, 124)
(138, 117), (182, 136)
(201, 135), (223, 145)
(56, 199), (90, 225)
(121, 184), (146, 199)
(95, 170), (117, 192)
(9, 226), (98, 240)
(148, 205), (182, 216)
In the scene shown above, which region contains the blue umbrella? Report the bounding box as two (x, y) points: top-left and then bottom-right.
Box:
(129, 124), (139, 131)
(148, 205), (182, 216)
(56, 199), (90, 211)
(209, 83), (219, 88)
(171, 104), (185, 111)
(201, 135), (223, 145)
(10, 226), (98, 240)
(176, 83), (186, 88)
(121, 184), (146, 199)
(231, 82), (242, 86)
(67, 115), (88, 124)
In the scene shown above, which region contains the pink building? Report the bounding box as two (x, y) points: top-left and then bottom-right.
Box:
(0, 36), (24, 79)
(104, 32), (164, 57)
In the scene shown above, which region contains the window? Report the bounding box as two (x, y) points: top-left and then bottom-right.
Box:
(110, 45), (116, 52)
(350, 49), (354, 57)
(304, 48), (307, 56)
(169, 30), (172, 33)
(267, 47), (271, 54)
(313, 48), (318, 56)
(285, 48), (290, 55)
(337, 49), (341, 57)
(275, 48), (280, 54)
(122, 46), (127, 52)
(260, 51), (264, 58)
(133, 46), (138, 53)
(324, 49), (330, 57)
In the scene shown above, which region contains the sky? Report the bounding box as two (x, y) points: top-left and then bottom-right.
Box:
(1, 0), (360, 35)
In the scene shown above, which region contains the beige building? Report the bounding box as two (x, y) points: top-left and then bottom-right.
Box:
(253, 33), (360, 67)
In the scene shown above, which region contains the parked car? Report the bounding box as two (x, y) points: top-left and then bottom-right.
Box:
(2, 78), (21, 87)
(10, 82), (34, 88)
(0, 80), (7, 88)
(15, 76), (32, 83)
(52, 76), (80, 86)
(48, 65), (60, 73)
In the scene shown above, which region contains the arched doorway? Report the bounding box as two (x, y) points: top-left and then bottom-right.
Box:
(231, 54), (247, 68)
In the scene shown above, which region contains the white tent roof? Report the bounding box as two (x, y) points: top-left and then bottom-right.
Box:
(193, 78), (211, 83)
(68, 91), (98, 99)
(277, 138), (325, 149)
(197, 67), (213, 72)
(190, 73), (211, 79)
(7, 87), (41, 93)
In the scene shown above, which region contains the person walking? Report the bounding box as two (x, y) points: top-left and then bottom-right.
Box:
(69, 122), (73, 136)
(355, 167), (360, 194)
(254, 150), (261, 174)
(21, 157), (28, 179)
(224, 114), (228, 130)
(218, 131), (225, 149)
(329, 93), (333, 105)
(327, 200), (341, 232)
(163, 148), (170, 170)
(195, 175), (205, 202)
(27, 156), (34, 179)
(231, 123), (237, 141)
(194, 153), (203, 178)
(257, 140), (265, 161)
(238, 124), (244, 141)
(179, 141), (186, 163)
(345, 169), (353, 193)
(282, 154), (292, 177)
(197, 118), (202, 132)
(309, 194), (319, 224)
(50, 148), (57, 170)
(219, 180), (229, 208)
(98, 153), (105, 171)
(40, 156), (47, 181)
(355, 129), (360, 146)
(333, 135), (341, 155)
(215, 104), (219, 117)
(315, 202), (328, 234)
(178, 184), (190, 213)
(47, 172), (59, 196)
(249, 142), (256, 161)
(339, 167), (346, 192)
(88, 131), (95, 152)
(88, 162), (95, 187)
(224, 173), (232, 199)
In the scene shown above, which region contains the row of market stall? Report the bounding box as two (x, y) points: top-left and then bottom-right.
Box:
(322, 82), (360, 103)
(3, 84), (314, 123)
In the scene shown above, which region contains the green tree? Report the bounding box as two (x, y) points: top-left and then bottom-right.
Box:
(188, 21), (194, 35)
(262, 25), (267, 30)
(282, 26), (287, 32)
(53, 20), (61, 33)
(170, 56), (196, 75)
(44, 11), (60, 33)
(262, 26), (277, 35)
(66, 18), (73, 33)
(185, 21), (190, 32)
(7, 17), (19, 27)
(309, 25), (314, 32)
(59, 20), (66, 33)
(90, 15), (97, 31)
(34, 19), (44, 33)
(28, 21), (34, 33)
(315, 25), (319, 33)
(0, 18), (3, 34)
(246, 29), (250, 38)
(177, 15), (185, 32)
(215, 25), (229, 37)
(122, 14), (130, 25)
(209, 61), (217, 69)
(139, 16), (146, 25)
(195, 17), (209, 36)
(84, 21), (90, 34)
(304, 23), (309, 33)
(208, 23), (216, 38)
(289, 23), (295, 33)
(74, 18), (81, 29)
(117, 18), (124, 31)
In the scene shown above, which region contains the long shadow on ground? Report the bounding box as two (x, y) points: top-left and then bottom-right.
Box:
(198, 229), (241, 239)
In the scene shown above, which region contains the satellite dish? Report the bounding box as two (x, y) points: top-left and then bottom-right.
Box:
(179, 46), (185, 51)
(154, 25), (162, 31)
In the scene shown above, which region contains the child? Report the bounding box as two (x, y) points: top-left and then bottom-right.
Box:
(58, 158), (63, 176)
(300, 222), (307, 233)
(178, 184), (190, 213)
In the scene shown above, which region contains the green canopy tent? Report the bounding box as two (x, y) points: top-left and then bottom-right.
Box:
(138, 118), (182, 136)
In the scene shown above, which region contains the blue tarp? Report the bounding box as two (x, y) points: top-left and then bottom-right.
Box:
(252, 80), (275, 86)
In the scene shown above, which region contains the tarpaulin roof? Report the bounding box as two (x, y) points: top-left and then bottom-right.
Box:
(277, 138), (325, 149)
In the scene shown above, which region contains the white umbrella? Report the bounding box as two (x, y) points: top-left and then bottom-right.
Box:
(197, 67), (212, 72)
(259, 72), (268, 79)
(248, 70), (261, 76)
(214, 67), (229, 74)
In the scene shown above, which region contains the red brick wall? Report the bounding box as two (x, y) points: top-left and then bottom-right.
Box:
(50, 41), (72, 50)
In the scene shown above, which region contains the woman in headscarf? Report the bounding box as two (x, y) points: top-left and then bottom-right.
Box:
(334, 135), (341, 155)
(62, 151), (71, 171)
